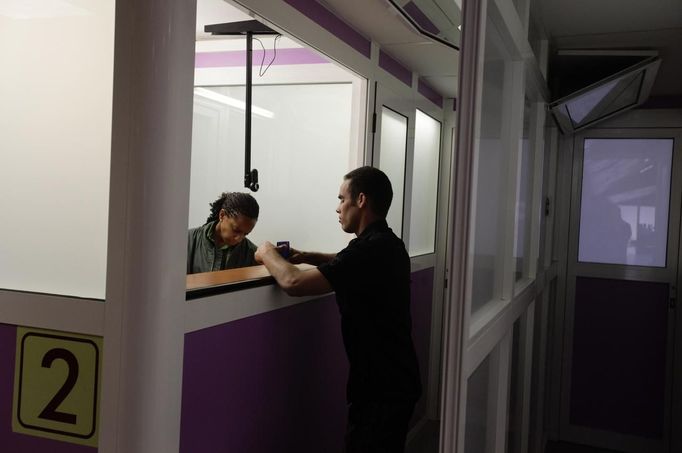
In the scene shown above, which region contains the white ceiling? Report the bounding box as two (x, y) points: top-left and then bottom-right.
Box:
(318, 0), (460, 97)
(196, 0), (251, 40)
(197, 0), (460, 98)
(197, 0), (682, 101)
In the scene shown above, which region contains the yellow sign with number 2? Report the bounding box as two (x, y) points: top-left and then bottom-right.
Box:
(12, 327), (102, 447)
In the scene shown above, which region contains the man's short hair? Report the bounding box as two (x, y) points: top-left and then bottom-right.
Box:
(206, 192), (259, 224)
(344, 166), (393, 218)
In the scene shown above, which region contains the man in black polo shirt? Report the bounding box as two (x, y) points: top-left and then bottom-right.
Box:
(255, 166), (421, 452)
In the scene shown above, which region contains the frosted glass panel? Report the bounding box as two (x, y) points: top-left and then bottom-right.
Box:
(378, 107), (408, 237)
(472, 17), (509, 312)
(0, 2), (114, 299)
(578, 138), (672, 267)
(189, 84), (357, 254)
(464, 355), (491, 453)
(514, 99), (534, 281)
(409, 110), (441, 256)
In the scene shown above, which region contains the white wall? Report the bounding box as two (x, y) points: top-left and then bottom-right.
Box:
(0, 2), (114, 299)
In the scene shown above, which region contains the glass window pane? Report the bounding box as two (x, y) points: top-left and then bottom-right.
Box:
(578, 138), (673, 267)
(472, 17), (511, 312)
(189, 83), (357, 254)
(409, 110), (441, 256)
(465, 355), (491, 453)
(0, 1), (115, 299)
(514, 99), (534, 281)
(378, 107), (408, 237)
(567, 72), (643, 128)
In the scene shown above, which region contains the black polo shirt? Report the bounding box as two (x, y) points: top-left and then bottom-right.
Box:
(318, 219), (421, 404)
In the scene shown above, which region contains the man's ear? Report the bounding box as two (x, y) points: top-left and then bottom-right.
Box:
(218, 209), (226, 220)
(356, 192), (368, 208)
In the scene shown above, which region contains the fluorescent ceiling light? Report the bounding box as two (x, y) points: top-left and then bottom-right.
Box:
(0, 0), (92, 19)
(194, 87), (274, 119)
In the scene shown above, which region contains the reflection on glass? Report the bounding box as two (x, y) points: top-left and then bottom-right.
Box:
(514, 99), (534, 281)
(550, 57), (658, 134)
(566, 72), (643, 128)
(409, 110), (441, 256)
(378, 107), (408, 237)
(578, 138), (673, 267)
(464, 355), (491, 453)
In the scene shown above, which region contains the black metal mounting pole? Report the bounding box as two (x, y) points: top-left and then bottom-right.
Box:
(244, 31), (257, 191)
(205, 20), (278, 193)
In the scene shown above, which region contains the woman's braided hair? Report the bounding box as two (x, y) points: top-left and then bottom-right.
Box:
(206, 192), (260, 224)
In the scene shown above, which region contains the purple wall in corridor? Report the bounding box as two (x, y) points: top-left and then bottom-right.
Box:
(179, 267), (435, 452)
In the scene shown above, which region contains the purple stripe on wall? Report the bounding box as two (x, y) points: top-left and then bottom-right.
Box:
(282, 0), (371, 58)
(403, 1), (441, 35)
(379, 50), (412, 87)
(0, 323), (96, 453)
(180, 268), (435, 452)
(195, 48), (329, 68)
(418, 79), (444, 108)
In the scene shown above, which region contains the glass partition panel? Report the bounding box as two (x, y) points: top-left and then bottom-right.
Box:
(188, 24), (365, 282)
(514, 99), (534, 281)
(189, 83), (357, 257)
(0, 1), (115, 299)
(578, 138), (673, 267)
(409, 110), (441, 256)
(464, 355), (492, 453)
(378, 107), (408, 237)
(472, 17), (511, 312)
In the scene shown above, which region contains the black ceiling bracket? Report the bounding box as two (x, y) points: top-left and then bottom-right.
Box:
(205, 20), (279, 192)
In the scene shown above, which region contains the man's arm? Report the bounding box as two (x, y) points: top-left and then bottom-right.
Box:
(256, 242), (332, 297)
(289, 248), (337, 266)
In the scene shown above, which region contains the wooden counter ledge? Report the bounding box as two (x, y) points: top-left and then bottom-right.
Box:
(186, 264), (316, 295)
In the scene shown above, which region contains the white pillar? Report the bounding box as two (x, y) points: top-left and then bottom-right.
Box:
(100, 0), (197, 451)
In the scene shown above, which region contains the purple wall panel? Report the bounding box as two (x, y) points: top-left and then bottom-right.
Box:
(0, 323), (96, 453)
(282, 0), (371, 58)
(379, 51), (412, 87)
(180, 296), (348, 453)
(570, 277), (668, 438)
(195, 48), (328, 68)
(409, 268), (435, 426)
(418, 79), (444, 108)
(180, 268), (435, 452)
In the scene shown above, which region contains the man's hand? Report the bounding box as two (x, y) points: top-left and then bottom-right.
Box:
(288, 247), (306, 264)
(255, 241), (277, 264)
(255, 241), (332, 296)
